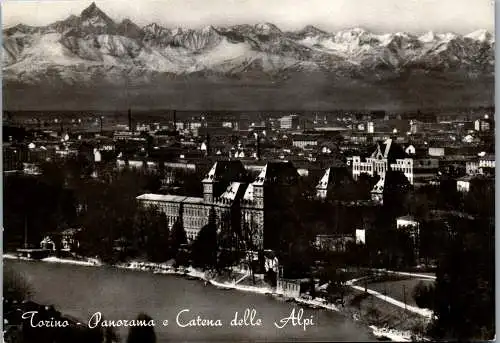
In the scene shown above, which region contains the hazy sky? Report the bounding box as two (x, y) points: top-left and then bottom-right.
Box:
(1, 0), (495, 34)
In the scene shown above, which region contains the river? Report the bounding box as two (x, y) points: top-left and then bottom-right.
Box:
(5, 260), (376, 342)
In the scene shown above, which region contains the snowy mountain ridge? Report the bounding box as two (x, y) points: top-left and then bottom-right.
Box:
(3, 2), (495, 86)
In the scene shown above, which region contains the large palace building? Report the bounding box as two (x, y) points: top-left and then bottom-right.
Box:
(137, 160), (299, 250)
(350, 138), (414, 184)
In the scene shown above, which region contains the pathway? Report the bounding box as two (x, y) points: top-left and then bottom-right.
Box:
(345, 276), (434, 319)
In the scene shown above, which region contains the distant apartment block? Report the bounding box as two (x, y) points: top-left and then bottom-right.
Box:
(474, 117), (491, 132)
(466, 154), (495, 176)
(292, 134), (320, 149)
(279, 115), (300, 130)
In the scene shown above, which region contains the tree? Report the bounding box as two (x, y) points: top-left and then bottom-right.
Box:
(191, 207), (218, 269)
(238, 216), (260, 283)
(413, 280), (435, 309)
(169, 204), (187, 258)
(135, 206), (169, 262)
(4, 266), (32, 303)
(3, 173), (77, 250)
(428, 218), (494, 340)
(126, 313), (156, 343)
(217, 210), (240, 271)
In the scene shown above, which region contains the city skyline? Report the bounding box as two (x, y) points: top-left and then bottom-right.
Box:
(2, 0), (495, 34)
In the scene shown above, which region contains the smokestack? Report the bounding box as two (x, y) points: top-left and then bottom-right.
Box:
(256, 136), (261, 160)
(173, 110), (177, 131)
(253, 132), (261, 160)
(206, 133), (210, 157)
(128, 108), (133, 132)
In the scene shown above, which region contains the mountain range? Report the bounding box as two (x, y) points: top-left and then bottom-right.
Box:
(2, 2), (495, 110)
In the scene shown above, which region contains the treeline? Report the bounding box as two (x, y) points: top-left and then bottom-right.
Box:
(3, 157), (194, 264)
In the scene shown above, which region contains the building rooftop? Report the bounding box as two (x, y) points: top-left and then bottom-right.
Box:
(396, 215), (418, 222)
(183, 196), (205, 204)
(370, 138), (408, 161)
(316, 165), (352, 190)
(136, 194), (204, 204)
(137, 194), (187, 202)
(252, 161), (299, 186)
(218, 182), (247, 202)
(202, 160), (246, 183)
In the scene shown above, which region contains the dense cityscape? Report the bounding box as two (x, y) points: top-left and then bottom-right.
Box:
(3, 106), (495, 341)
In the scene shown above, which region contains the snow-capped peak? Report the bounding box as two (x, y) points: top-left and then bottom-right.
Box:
(334, 27), (370, 44)
(465, 29), (494, 43)
(436, 32), (458, 42)
(201, 25), (216, 34)
(254, 22), (281, 35)
(393, 32), (412, 38)
(81, 2), (109, 20)
(299, 25), (327, 35)
(419, 31), (436, 43)
(143, 23), (165, 33)
(342, 27), (367, 35)
(80, 2), (115, 28)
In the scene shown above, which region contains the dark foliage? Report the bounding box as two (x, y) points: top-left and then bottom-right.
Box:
(428, 218), (494, 340)
(126, 313), (156, 343)
(191, 207), (218, 269)
(412, 280), (435, 309)
(169, 205), (187, 258)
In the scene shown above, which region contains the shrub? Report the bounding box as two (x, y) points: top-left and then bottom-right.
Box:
(412, 280), (435, 309)
(4, 266), (32, 303)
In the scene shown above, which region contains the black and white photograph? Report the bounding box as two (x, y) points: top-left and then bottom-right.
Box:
(1, 0), (495, 342)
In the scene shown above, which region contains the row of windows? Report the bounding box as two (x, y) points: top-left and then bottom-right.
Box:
(185, 218), (207, 229)
(144, 201), (209, 217)
(353, 163), (374, 172)
(186, 229), (199, 241)
(394, 159), (413, 165)
(279, 282), (299, 291)
(184, 206), (206, 217)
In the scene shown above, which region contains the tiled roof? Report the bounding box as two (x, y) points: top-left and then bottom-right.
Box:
(218, 182), (248, 202)
(252, 161), (299, 186)
(202, 160), (246, 183)
(136, 193), (204, 204)
(371, 176), (385, 194)
(316, 166), (351, 190)
(370, 139), (407, 160)
(396, 215), (417, 222)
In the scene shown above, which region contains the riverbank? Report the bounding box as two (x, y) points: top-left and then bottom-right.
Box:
(113, 261), (432, 341)
(3, 254), (425, 341)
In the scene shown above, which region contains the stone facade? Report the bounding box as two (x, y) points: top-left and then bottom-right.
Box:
(351, 138), (414, 184)
(137, 160), (299, 249)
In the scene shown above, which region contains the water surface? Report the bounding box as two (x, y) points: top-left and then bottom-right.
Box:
(6, 260), (375, 342)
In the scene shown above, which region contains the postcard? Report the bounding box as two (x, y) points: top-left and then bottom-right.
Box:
(2, 0), (495, 342)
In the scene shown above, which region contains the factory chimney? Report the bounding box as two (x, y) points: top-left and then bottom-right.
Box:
(256, 136), (261, 160)
(128, 108), (133, 132)
(173, 110), (177, 131)
(206, 133), (210, 157)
